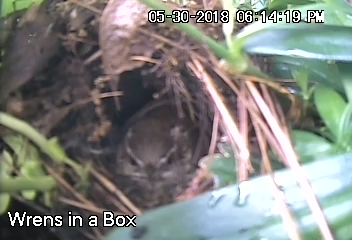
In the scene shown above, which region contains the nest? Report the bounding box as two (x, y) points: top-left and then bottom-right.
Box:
(0, 0), (303, 239)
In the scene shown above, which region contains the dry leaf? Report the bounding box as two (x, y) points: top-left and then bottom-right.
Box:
(0, 3), (60, 103)
(99, 0), (156, 75)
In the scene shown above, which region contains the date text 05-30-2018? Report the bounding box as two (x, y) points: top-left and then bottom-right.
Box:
(147, 9), (324, 24)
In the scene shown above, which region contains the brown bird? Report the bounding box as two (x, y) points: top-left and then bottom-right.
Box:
(116, 99), (198, 182)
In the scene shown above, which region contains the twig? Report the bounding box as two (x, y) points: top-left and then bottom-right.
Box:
(68, 0), (102, 14)
(189, 58), (250, 176)
(208, 108), (219, 155)
(90, 168), (142, 215)
(256, 126), (301, 240)
(246, 81), (334, 240)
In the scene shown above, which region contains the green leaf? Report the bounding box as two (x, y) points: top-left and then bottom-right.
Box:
(338, 62), (352, 103)
(202, 153), (237, 188)
(1, 151), (13, 176)
(198, 142), (275, 188)
(322, 7), (352, 27)
(21, 189), (36, 200)
(0, 153), (12, 215)
(0, 176), (56, 193)
(20, 160), (45, 178)
(0, 193), (11, 215)
(269, 56), (345, 93)
(314, 86), (347, 141)
(236, 3), (352, 41)
(199, 143), (237, 187)
(251, 0), (269, 10)
(337, 103), (352, 150)
(242, 24), (352, 62)
(210, 154), (236, 180)
(104, 153), (352, 240)
(3, 134), (42, 164)
(43, 192), (52, 207)
(309, 0), (352, 27)
(47, 137), (68, 163)
(3, 135), (29, 165)
(292, 69), (309, 99)
(292, 130), (336, 163)
(221, 0), (234, 52)
(1, 0), (44, 18)
(20, 160), (46, 200)
(0, 112), (83, 177)
(2, 134), (51, 200)
(268, 0), (316, 10)
(201, 143), (284, 188)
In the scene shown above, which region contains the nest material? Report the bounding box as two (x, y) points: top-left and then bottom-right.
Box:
(35, 0), (227, 239)
(1, 0), (295, 239)
(44, 1), (231, 239)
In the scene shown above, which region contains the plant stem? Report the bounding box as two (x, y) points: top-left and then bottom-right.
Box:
(138, 0), (269, 79)
(0, 112), (82, 174)
(0, 176), (56, 193)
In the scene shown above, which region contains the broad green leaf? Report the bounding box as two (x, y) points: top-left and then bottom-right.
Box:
(337, 103), (352, 150)
(205, 153), (237, 188)
(201, 142), (284, 188)
(292, 130), (336, 163)
(263, 4), (352, 27)
(342, 77), (352, 104)
(199, 153), (234, 188)
(322, 8), (352, 27)
(236, 3), (352, 40)
(242, 24), (352, 62)
(314, 86), (347, 141)
(338, 62), (352, 103)
(292, 69), (309, 99)
(105, 153), (352, 240)
(1, 0), (43, 18)
(268, 0), (316, 10)
(269, 56), (345, 93)
(0, 193), (11, 215)
(317, 0), (352, 26)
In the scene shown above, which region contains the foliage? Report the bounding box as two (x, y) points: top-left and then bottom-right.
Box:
(0, 112), (86, 215)
(1, 0), (351, 238)
(105, 0), (352, 239)
(1, 0), (43, 18)
(0, 135), (54, 214)
(291, 63), (352, 162)
(105, 152), (352, 240)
